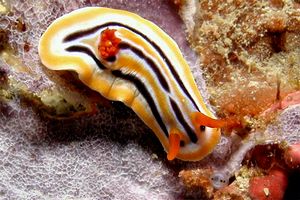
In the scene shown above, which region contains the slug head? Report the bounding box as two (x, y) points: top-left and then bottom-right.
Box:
(167, 112), (232, 161)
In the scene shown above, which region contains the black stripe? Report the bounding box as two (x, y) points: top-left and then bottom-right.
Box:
(64, 24), (107, 42)
(169, 98), (198, 143)
(111, 70), (169, 137)
(65, 46), (106, 70)
(118, 42), (170, 92)
(63, 22), (200, 111)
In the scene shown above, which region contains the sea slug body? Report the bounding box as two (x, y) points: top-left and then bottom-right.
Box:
(39, 7), (225, 161)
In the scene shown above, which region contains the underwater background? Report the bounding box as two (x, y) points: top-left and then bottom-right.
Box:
(1, 0), (300, 199)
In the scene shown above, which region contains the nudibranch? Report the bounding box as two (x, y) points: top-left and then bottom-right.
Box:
(38, 7), (227, 161)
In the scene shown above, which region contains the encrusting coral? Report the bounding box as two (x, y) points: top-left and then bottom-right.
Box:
(0, 0), (196, 199)
(178, 0), (300, 198)
(184, 0), (300, 120)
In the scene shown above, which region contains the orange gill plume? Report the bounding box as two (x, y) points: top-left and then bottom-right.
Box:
(98, 28), (121, 60)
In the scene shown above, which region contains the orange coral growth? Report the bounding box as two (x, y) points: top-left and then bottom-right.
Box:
(98, 28), (121, 60)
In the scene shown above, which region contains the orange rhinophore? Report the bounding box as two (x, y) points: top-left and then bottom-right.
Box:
(98, 28), (121, 60)
(167, 130), (182, 161)
(192, 112), (227, 128)
(192, 112), (241, 130)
